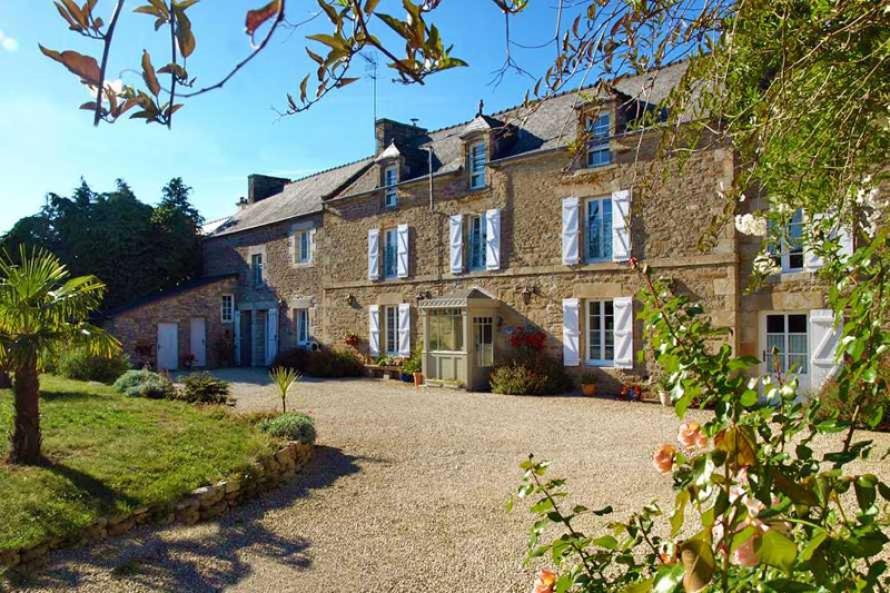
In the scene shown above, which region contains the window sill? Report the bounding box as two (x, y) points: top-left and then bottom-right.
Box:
(569, 163), (618, 178)
(584, 360), (615, 368)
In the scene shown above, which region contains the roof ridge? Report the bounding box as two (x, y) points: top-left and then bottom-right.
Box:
(417, 59), (687, 137)
(286, 154), (375, 185)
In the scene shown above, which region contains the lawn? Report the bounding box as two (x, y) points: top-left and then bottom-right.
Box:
(0, 375), (278, 551)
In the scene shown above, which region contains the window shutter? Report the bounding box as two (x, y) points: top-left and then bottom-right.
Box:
(613, 296), (634, 369)
(838, 227), (853, 260)
(266, 307), (279, 366)
(233, 306), (241, 366)
(810, 309), (841, 392)
(308, 228), (317, 264)
(562, 298), (580, 367)
(397, 224), (410, 278)
(308, 306), (318, 341)
(369, 305), (380, 356)
(368, 229), (380, 280)
(562, 197), (579, 265)
(485, 208), (501, 270)
(805, 213), (854, 271)
(398, 303), (411, 357)
(449, 214), (463, 274)
(611, 189), (631, 262)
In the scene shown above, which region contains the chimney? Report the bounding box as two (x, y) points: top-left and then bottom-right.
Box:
(375, 118), (427, 155)
(247, 174), (290, 204)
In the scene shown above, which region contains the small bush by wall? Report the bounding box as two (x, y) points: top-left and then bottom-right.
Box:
(273, 347), (364, 378)
(178, 372), (231, 404)
(490, 354), (573, 396)
(112, 369), (175, 399)
(258, 413), (317, 445)
(815, 355), (889, 430)
(56, 347), (130, 384)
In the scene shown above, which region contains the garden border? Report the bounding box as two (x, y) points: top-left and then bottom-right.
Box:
(0, 441), (314, 574)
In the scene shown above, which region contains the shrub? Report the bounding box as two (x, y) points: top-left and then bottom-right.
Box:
(178, 372), (230, 404)
(273, 346), (364, 378)
(490, 355), (572, 396)
(402, 348), (422, 374)
(56, 347), (130, 384)
(258, 412), (316, 444)
(815, 355), (889, 429)
(579, 371), (597, 385)
(112, 369), (175, 399)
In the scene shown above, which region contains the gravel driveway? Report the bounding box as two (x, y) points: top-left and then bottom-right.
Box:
(10, 369), (890, 593)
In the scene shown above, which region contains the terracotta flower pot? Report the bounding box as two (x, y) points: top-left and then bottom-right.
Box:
(659, 390), (671, 407)
(581, 383), (597, 397)
(413, 372), (424, 388)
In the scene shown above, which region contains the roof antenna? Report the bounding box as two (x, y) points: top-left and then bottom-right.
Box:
(476, 99), (484, 117)
(410, 118), (419, 128)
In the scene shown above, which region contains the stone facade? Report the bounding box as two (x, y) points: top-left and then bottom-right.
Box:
(104, 275), (238, 370)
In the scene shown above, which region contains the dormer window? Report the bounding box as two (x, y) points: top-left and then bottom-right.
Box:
(383, 165), (399, 208)
(468, 141), (487, 189)
(768, 208), (805, 272)
(586, 112), (611, 168)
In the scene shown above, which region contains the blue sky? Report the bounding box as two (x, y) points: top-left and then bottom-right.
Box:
(0, 1), (583, 232)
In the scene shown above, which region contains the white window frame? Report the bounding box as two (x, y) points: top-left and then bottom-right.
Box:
(585, 299), (615, 366)
(769, 208), (805, 273)
(584, 196), (613, 262)
(221, 294), (234, 323)
(294, 229), (312, 265)
(586, 112), (611, 168)
(763, 312), (809, 377)
(294, 308), (310, 346)
(467, 214), (487, 271)
(383, 228), (399, 279)
(468, 140), (487, 189)
(384, 305), (400, 356)
(251, 253), (264, 287)
(384, 165), (399, 208)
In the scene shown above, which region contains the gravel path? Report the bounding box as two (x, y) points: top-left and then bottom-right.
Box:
(10, 370), (889, 593)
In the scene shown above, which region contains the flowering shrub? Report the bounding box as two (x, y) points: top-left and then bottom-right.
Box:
(344, 334), (361, 349)
(510, 249), (889, 591)
(510, 326), (548, 354)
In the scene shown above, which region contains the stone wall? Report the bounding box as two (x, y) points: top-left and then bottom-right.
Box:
(0, 442), (314, 574)
(318, 135), (738, 390)
(203, 213), (325, 353)
(104, 276), (239, 369)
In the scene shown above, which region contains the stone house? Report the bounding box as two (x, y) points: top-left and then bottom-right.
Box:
(104, 61), (844, 394)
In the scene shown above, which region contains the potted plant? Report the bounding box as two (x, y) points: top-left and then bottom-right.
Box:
(403, 348), (423, 387)
(579, 371), (597, 397)
(345, 334), (360, 349)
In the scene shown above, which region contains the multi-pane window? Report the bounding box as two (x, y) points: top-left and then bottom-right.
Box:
(294, 308), (310, 345)
(474, 316), (494, 367)
(768, 208), (804, 272)
(295, 230), (312, 264)
(585, 197), (613, 261)
(468, 214), (487, 271)
(468, 141), (487, 189)
(428, 308), (464, 352)
(384, 166), (398, 208)
(221, 294), (234, 323)
(586, 300), (615, 364)
(586, 113), (611, 168)
(765, 314), (808, 374)
(251, 253), (264, 287)
(384, 305), (400, 356)
(383, 228), (398, 279)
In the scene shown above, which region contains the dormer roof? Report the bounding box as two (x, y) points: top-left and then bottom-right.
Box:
(459, 114), (504, 139)
(375, 142), (402, 163)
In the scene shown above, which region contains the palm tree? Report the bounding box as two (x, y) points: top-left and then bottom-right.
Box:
(269, 366), (301, 413)
(0, 246), (119, 465)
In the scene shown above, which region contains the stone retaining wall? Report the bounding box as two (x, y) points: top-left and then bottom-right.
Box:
(0, 441), (314, 574)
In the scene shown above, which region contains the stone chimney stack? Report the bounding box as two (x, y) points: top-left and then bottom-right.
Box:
(247, 174), (290, 204)
(375, 118), (427, 155)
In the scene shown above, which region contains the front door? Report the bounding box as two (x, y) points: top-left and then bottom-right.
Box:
(761, 312), (810, 392)
(157, 323), (179, 371)
(190, 317), (207, 367)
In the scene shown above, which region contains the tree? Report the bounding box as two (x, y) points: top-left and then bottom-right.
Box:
(1, 177), (205, 311)
(0, 247), (119, 465)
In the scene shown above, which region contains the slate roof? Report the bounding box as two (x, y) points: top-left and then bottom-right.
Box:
(208, 61), (689, 238)
(418, 288), (494, 309)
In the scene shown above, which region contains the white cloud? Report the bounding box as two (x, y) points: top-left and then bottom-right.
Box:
(0, 30), (19, 52)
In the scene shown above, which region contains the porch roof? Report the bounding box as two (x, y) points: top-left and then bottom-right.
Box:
(418, 288), (494, 309)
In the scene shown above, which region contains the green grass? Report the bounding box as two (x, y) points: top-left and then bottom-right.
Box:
(0, 375), (278, 551)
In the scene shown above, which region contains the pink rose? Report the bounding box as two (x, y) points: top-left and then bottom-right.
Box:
(653, 443), (677, 474)
(678, 421), (707, 449)
(531, 568), (557, 593)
